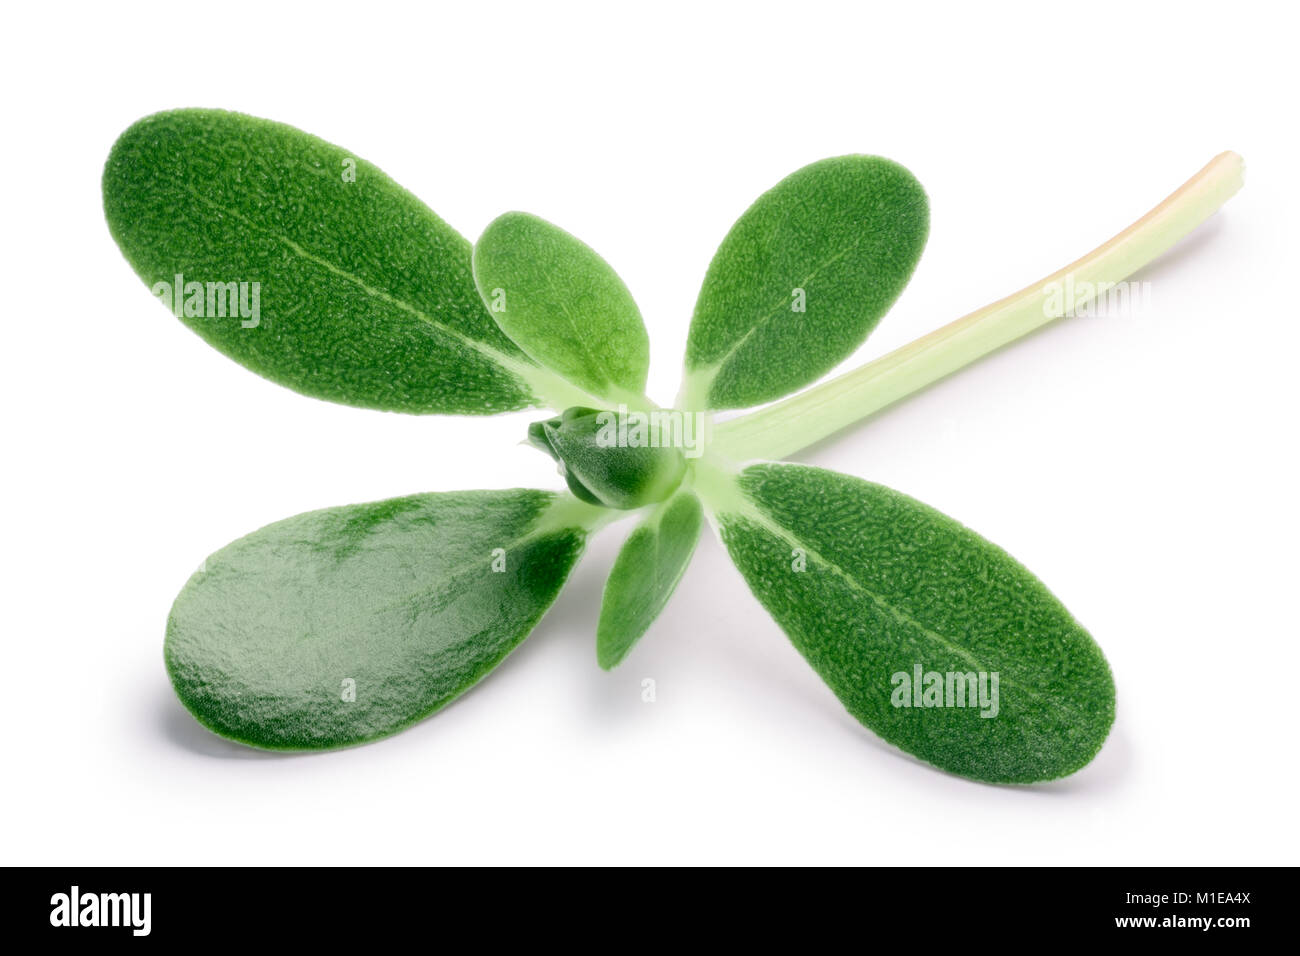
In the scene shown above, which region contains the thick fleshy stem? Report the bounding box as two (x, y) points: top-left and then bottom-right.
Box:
(711, 152), (1245, 462)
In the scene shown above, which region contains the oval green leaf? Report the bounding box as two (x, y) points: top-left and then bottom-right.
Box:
(166, 489), (602, 749)
(596, 490), (703, 669)
(702, 462), (1114, 783)
(682, 156), (929, 410)
(473, 212), (650, 405)
(104, 109), (585, 414)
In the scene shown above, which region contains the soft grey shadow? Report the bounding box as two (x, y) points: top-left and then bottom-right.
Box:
(824, 713), (1131, 793)
(1128, 212), (1226, 282)
(157, 688), (297, 759)
(1024, 725), (1133, 796)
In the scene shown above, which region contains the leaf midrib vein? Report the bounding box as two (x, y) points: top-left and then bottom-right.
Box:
(723, 494), (1073, 717)
(694, 244), (856, 387)
(538, 268), (613, 394)
(179, 185), (539, 381)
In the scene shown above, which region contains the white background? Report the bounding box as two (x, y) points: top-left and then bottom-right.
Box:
(3, 1), (1297, 865)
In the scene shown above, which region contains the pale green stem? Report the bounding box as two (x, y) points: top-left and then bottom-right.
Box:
(518, 362), (655, 415)
(711, 151), (1245, 463)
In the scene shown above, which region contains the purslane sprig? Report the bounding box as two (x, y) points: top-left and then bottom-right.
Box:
(103, 109), (1243, 782)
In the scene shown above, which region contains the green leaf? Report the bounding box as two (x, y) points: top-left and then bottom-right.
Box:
(682, 156), (929, 410)
(597, 490), (703, 669)
(103, 109), (589, 414)
(165, 489), (604, 749)
(473, 212), (650, 404)
(699, 462), (1114, 783)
